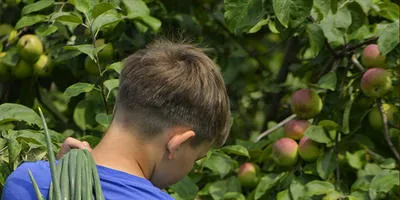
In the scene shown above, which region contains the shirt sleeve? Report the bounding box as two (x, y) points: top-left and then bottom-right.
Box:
(1, 164), (39, 200)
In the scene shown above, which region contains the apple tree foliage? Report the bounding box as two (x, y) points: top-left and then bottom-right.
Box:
(0, 0), (399, 199)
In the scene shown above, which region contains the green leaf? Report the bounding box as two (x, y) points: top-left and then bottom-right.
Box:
(51, 12), (83, 24)
(255, 173), (287, 200)
(348, 2), (366, 33)
(68, 0), (91, 14)
(15, 15), (47, 29)
(95, 113), (112, 127)
(333, 6), (351, 29)
(64, 83), (95, 99)
(272, 0), (313, 28)
(224, 0), (265, 33)
(354, 0), (372, 13)
(316, 149), (336, 179)
(73, 100), (88, 130)
(64, 44), (95, 60)
(1, 47), (19, 67)
(92, 11), (122, 35)
(170, 176), (199, 200)
(306, 24), (325, 57)
(319, 12), (344, 46)
(122, 0), (149, 17)
(289, 179), (306, 200)
(223, 192), (245, 200)
(276, 189), (291, 200)
(203, 152), (234, 178)
(106, 62), (123, 74)
(313, 0), (331, 18)
(369, 170), (399, 199)
(304, 125), (331, 144)
(21, 0), (54, 15)
(305, 180), (335, 196)
(377, 0), (399, 21)
(90, 2), (116, 19)
(0, 103), (42, 128)
(137, 15), (161, 31)
(346, 150), (365, 170)
(379, 158), (396, 169)
(378, 21), (399, 55)
(104, 79), (119, 93)
(7, 137), (21, 170)
(220, 145), (250, 158)
(317, 72), (337, 91)
(35, 24), (58, 37)
(209, 177), (241, 200)
(248, 18), (269, 33)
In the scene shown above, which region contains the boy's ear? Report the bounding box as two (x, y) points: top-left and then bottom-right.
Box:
(167, 130), (195, 160)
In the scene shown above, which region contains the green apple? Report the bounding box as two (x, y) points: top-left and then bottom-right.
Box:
(361, 44), (386, 68)
(0, 52), (12, 82)
(284, 120), (310, 140)
(84, 56), (99, 75)
(272, 137), (298, 166)
(298, 137), (320, 162)
(291, 89), (323, 119)
(368, 104), (397, 130)
(95, 39), (114, 61)
(238, 162), (259, 188)
(361, 68), (392, 98)
(17, 34), (44, 63)
(13, 60), (33, 79)
(33, 54), (52, 77)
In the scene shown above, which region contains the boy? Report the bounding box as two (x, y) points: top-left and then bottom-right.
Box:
(2, 40), (231, 199)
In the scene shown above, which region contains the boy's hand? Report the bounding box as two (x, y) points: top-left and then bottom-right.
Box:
(56, 137), (92, 159)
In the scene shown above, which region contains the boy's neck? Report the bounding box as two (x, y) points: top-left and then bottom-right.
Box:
(90, 124), (163, 181)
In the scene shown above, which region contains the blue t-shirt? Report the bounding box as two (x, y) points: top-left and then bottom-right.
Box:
(2, 161), (174, 200)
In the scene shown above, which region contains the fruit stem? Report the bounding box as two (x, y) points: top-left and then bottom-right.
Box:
(351, 54), (365, 73)
(255, 114), (297, 142)
(376, 99), (400, 161)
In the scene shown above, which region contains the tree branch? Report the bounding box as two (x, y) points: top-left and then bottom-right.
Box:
(376, 99), (400, 161)
(255, 114), (296, 142)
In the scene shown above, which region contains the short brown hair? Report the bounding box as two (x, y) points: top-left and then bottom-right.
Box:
(114, 40), (230, 147)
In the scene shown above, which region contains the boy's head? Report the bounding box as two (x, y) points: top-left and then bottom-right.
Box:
(111, 40), (231, 187)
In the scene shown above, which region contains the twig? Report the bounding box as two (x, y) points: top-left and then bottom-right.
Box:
(88, 23), (109, 114)
(4, 27), (28, 48)
(325, 39), (338, 57)
(334, 131), (341, 189)
(351, 54), (365, 73)
(376, 99), (400, 161)
(255, 114), (297, 142)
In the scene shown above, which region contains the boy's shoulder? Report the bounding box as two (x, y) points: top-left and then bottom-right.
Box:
(2, 160), (52, 200)
(2, 160), (174, 200)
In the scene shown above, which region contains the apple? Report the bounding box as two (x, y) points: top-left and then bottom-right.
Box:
(291, 89), (323, 119)
(284, 120), (310, 140)
(238, 162), (259, 187)
(298, 137), (320, 162)
(368, 104), (397, 130)
(0, 52), (12, 82)
(361, 44), (386, 68)
(17, 34), (43, 63)
(13, 60), (33, 79)
(33, 54), (52, 77)
(361, 68), (392, 98)
(95, 39), (114, 61)
(272, 138), (298, 166)
(84, 56), (99, 75)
